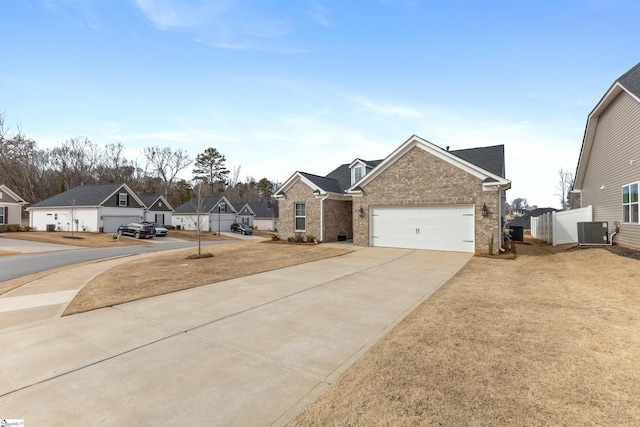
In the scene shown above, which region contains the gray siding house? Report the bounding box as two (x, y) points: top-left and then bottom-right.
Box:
(574, 62), (640, 249)
(274, 135), (511, 254)
(139, 195), (174, 225)
(0, 184), (28, 227)
(172, 196), (237, 232)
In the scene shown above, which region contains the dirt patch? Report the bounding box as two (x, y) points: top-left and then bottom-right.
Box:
(290, 238), (640, 426)
(63, 242), (352, 316)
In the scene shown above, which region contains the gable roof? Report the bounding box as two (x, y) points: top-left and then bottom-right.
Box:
(450, 145), (505, 178)
(246, 201), (279, 218)
(173, 196), (236, 214)
(139, 195), (174, 211)
(0, 184), (28, 204)
(575, 62), (640, 189)
(349, 135), (509, 193)
(29, 183), (142, 208)
(275, 135), (509, 198)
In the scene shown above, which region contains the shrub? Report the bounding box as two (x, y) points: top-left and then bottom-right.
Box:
(271, 232), (280, 241)
(287, 233), (305, 244)
(306, 234), (316, 243)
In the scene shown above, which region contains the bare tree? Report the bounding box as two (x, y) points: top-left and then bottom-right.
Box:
(143, 146), (192, 196)
(50, 136), (101, 190)
(554, 168), (574, 209)
(0, 118), (54, 204)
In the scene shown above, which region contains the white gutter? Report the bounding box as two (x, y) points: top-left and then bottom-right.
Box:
(318, 194), (329, 241)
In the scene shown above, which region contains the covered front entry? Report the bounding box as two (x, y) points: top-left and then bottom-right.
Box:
(370, 205), (475, 252)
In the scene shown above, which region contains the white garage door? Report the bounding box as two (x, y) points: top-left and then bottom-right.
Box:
(371, 205), (475, 252)
(102, 216), (141, 233)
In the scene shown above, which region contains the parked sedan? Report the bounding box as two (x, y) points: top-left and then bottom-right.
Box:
(230, 222), (253, 235)
(143, 222), (168, 237)
(117, 222), (156, 239)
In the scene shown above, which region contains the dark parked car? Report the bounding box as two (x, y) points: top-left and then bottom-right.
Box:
(117, 222), (156, 239)
(143, 221), (168, 237)
(230, 223), (253, 235)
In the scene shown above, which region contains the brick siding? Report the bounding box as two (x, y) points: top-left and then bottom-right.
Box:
(353, 147), (501, 254)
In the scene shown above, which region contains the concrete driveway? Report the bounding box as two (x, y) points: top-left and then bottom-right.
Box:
(0, 247), (471, 426)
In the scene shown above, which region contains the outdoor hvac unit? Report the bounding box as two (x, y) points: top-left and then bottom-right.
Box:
(577, 222), (609, 244)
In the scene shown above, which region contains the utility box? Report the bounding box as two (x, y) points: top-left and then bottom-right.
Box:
(577, 222), (608, 244)
(509, 226), (524, 242)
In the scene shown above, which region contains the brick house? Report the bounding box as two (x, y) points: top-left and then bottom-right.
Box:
(274, 135), (511, 253)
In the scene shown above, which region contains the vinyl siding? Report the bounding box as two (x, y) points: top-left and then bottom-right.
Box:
(581, 91), (640, 248)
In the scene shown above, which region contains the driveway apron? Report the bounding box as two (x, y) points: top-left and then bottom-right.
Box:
(0, 247), (471, 426)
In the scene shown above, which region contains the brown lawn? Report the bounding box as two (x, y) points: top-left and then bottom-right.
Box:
(0, 229), (237, 248)
(63, 241), (353, 315)
(289, 239), (640, 426)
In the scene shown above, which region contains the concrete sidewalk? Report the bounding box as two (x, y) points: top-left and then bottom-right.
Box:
(0, 247), (471, 426)
(0, 253), (157, 330)
(0, 236), (84, 253)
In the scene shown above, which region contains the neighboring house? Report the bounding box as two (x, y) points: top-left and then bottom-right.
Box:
(27, 183), (146, 233)
(237, 202), (279, 231)
(274, 135), (511, 254)
(573, 62), (640, 249)
(0, 184), (28, 226)
(172, 196), (237, 232)
(505, 207), (557, 230)
(139, 195), (174, 225)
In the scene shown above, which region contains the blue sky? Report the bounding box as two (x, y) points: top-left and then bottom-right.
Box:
(2, 0), (639, 208)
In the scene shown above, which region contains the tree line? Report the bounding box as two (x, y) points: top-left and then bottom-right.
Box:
(0, 114), (280, 208)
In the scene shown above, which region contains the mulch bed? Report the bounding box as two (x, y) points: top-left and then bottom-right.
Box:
(572, 243), (640, 260)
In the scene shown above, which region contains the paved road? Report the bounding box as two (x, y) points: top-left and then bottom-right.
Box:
(0, 247), (472, 426)
(0, 238), (235, 282)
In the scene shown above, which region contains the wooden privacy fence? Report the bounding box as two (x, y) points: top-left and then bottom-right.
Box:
(531, 206), (593, 245)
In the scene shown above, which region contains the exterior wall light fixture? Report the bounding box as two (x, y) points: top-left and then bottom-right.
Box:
(482, 203), (489, 217)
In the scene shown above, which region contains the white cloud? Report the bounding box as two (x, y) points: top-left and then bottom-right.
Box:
(306, 1), (332, 27)
(134, 0), (304, 53)
(348, 95), (423, 118)
(134, 0), (229, 30)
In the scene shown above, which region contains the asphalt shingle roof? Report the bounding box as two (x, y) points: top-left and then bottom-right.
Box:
(294, 143), (504, 195)
(618, 62), (640, 98)
(138, 195), (160, 208)
(31, 183), (124, 208)
(247, 201), (279, 218)
(450, 145), (505, 178)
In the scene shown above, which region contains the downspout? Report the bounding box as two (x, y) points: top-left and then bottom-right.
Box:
(499, 189), (504, 252)
(319, 194), (329, 242)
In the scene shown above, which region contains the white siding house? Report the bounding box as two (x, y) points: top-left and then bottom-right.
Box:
(27, 183), (145, 233)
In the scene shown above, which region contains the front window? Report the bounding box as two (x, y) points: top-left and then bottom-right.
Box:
(622, 182), (639, 223)
(295, 203), (306, 231)
(0, 207), (5, 224)
(219, 203), (226, 212)
(118, 193), (128, 206)
(354, 166), (363, 182)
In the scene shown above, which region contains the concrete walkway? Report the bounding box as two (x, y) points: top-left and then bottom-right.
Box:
(0, 253), (157, 330)
(0, 247), (471, 426)
(0, 236), (84, 253)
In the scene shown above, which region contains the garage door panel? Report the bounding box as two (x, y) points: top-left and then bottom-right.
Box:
(371, 206), (475, 253)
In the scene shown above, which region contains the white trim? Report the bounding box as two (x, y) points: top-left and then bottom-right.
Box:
(0, 185), (27, 205)
(347, 135), (510, 193)
(575, 82), (640, 189)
